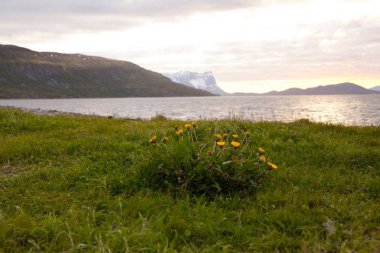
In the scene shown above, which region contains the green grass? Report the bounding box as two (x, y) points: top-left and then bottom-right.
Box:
(0, 108), (379, 252)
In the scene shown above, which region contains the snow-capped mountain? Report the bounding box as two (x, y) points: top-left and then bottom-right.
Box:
(163, 71), (227, 95)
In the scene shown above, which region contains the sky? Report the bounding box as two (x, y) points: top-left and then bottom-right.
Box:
(1, 0), (379, 93)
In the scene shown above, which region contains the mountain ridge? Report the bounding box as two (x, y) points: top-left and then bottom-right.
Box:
(232, 82), (379, 96)
(369, 86), (380, 92)
(0, 45), (213, 98)
(163, 71), (227, 95)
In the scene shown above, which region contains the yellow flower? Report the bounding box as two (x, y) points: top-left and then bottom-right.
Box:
(162, 136), (169, 143)
(232, 134), (239, 140)
(191, 121), (197, 128)
(176, 129), (184, 136)
(267, 162), (278, 170)
(231, 141), (240, 149)
(215, 134), (223, 140)
(216, 141), (226, 148)
(223, 133), (229, 139)
(184, 123), (192, 130)
(258, 148), (265, 155)
(149, 135), (157, 144)
(258, 155), (267, 163)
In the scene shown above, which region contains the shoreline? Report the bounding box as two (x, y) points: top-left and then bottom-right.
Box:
(1, 105), (379, 127)
(0, 105), (111, 119)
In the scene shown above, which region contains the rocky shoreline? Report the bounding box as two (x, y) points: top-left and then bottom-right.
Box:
(1, 106), (112, 118)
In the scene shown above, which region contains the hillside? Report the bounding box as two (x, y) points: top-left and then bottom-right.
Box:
(265, 82), (378, 95)
(0, 45), (212, 98)
(370, 86), (380, 92)
(232, 82), (379, 96)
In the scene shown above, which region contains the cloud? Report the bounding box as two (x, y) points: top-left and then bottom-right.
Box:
(0, 0), (308, 35)
(0, 0), (252, 22)
(185, 20), (380, 84)
(3, 0), (296, 17)
(1, 0), (379, 92)
(0, 0), (259, 39)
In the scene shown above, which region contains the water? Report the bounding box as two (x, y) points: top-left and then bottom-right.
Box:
(0, 95), (379, 126)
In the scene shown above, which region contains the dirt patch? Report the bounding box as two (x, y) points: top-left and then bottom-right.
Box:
(0, 165), (26, 176)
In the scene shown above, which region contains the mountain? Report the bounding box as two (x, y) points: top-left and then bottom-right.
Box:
(163, 71), (227, 95)
(265, 83), (378, 95)
(0, 45), (212, 98)
(231, 92), (260, 96)
(232, 83), (379, 96)
(369, 86), (380, 92)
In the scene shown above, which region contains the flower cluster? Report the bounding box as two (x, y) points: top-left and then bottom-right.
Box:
(148, 135), (169, 144)
(208, 131), (277, 170)
(141, 122), (279, 197)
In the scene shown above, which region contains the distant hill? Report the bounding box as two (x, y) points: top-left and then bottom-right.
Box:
(232, 83), (379, 96)
(0, 45), (212, 98)
(231, 92), (259, 96)
(265, 83), (378, 95)
(163, 71), (227, 95)
(370, 86), (380, 92)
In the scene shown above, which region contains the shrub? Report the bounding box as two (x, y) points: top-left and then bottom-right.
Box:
(132, 122), (278, 198)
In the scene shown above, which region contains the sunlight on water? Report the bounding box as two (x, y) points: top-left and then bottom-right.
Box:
(0, 95), (379, 126)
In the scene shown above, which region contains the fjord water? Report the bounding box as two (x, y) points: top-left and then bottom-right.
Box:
(0, 95), (379, 126)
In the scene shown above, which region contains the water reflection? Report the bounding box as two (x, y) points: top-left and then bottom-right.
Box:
(0, 95), (379, 126)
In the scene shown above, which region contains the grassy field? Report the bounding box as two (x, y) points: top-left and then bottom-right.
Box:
(0, 107), (379, 252)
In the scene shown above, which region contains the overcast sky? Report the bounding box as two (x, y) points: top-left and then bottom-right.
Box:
(1, 0), (379, 92)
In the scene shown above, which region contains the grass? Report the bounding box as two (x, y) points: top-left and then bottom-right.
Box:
(0, 107), (379, 252)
